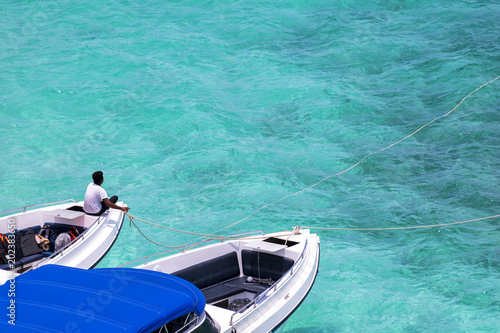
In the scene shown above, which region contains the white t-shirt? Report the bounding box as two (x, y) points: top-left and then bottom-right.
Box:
(83, 182), (109, 214)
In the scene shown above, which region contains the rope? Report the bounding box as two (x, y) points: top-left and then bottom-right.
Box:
(126, 212), (224, 238)
(125, 76), (499, 244)
(301, 214), (500, 231)
(128, 217), (182, 248)
(206, 75), (500, 235)
(127, 210), (499, 251)
(125, 212), (295, 249)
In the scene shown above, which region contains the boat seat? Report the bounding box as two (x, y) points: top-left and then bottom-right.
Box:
(18, 253), (44, 266)
(241, 250), (294, 281)
(201, 277), (270, 303)
(172, 252), (240, 290)
(13, 224), (86, 238)
(66, 205), (85, 212)
(0, 253), (44, 271)
(43, 223), (86, 235)
(172, 250), (295, 304)
(202, 251), (294, 303)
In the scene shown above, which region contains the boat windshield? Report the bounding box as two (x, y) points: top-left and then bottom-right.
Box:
(150, 311), (220, 333)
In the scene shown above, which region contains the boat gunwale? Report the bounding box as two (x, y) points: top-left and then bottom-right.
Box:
(0, 199), (78, 216)
(269, 240), (320, 333)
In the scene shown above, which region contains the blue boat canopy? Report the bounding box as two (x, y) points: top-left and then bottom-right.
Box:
(0, 265), (205, 332)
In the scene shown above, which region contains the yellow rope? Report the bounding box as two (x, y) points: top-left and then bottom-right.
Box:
(127, 209), (499, 249)
(125, 212), (295, 249)
(126, 212), (224, 238)
(125, 76), (499, 242)
(301, 214), (500, 231)
(206, 75), (500, 234)
(128, 217), (183, 248)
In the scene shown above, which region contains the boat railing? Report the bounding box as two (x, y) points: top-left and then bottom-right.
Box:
(0, 199), (78, 216)
(229, 238), (309, 329)
(117, 230), (266, 268)
(176, 312), (200, 333)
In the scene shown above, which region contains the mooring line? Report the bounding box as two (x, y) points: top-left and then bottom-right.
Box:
(300, 214), (500, 231)
(127, 210), (499, 250)
(126, 212), (223, 238)
(206, 75), (500, 235)
(126, 76), (499, 244)
(125, 212), (294, 248)
(128, 217), (183, 248)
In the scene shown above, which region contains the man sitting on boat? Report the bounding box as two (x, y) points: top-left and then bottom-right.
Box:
(83, 171), (130, 215)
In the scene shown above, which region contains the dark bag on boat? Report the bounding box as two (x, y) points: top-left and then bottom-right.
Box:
(39, 224), (53, 242)
(16, 228), (43, 257)
(0, 233), (12, 264)
(39, 224), (59, 252)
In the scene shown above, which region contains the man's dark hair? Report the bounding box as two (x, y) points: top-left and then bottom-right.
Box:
(92, 171), (104, 184)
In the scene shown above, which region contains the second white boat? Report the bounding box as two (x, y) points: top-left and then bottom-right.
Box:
(126, 227), (320, 333)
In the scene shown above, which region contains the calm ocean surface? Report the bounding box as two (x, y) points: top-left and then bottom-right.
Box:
(1, 0), (499, 331)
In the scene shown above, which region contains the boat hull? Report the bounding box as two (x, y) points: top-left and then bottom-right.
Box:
(133, 228), (320, 333)
(0, 200), (125, 283)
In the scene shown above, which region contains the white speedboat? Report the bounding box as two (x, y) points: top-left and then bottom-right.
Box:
(0, 199), (125, 284)
(0, 227), (318, 332)
(127, 227), (320, 333)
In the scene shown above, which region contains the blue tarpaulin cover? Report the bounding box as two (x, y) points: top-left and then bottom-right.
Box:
(0, 265), (205, 332)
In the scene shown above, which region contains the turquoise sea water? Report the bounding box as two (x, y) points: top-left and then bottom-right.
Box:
(1, 0), (499, 331)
